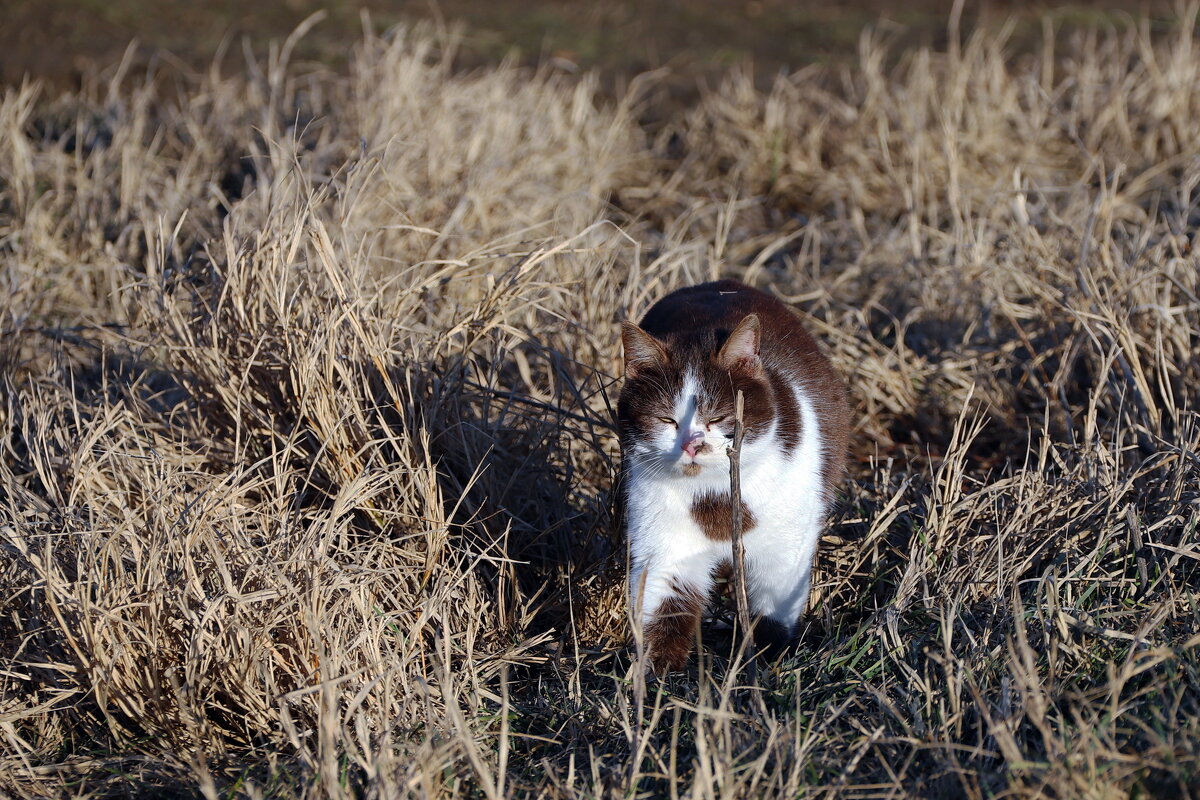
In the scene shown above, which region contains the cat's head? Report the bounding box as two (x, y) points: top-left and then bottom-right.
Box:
(617, 314), (779, 480)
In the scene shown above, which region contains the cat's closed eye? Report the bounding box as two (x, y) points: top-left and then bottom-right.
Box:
(707, 416), (726, 425)
(657, 416), (679, 428)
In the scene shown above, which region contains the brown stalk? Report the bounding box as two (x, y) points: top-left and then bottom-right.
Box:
(727, 390), (755, 660)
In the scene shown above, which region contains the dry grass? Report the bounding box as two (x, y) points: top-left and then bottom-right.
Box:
(2, 10), (1199, 799)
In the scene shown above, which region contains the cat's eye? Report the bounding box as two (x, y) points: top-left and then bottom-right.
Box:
(708, 415), (727, 425)
(657, 416), (679, 428)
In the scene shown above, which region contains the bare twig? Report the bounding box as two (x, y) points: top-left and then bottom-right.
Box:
(728, 390), (755, 668)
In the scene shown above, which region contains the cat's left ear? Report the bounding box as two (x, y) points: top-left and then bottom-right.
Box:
(622, 322), (669, 379)
(718, 314), (763, 376)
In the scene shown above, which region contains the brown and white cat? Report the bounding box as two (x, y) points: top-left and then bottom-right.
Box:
(618, 278), (849, 673)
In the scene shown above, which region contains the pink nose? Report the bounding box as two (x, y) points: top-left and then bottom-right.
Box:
(682, 432), (705, 458)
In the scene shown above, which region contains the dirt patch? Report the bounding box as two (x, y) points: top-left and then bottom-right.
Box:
(0, 0), (1167, 89)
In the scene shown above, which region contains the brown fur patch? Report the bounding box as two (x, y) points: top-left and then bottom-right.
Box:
(644, 583), (705, 674)
(766, 368), (801, 453)
(690, 491), (756, 541)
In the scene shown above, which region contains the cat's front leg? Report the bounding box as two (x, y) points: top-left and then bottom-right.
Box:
(744, 529), (820, 654)
(629, 558), (714, 674)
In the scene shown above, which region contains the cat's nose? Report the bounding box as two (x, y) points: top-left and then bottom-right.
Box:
(682, 431), (705, 458)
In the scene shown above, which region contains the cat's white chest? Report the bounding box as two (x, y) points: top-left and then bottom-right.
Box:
(624, 469), (712, 554)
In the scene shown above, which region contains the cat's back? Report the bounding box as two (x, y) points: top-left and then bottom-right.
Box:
(638, 279), (837, 383)
(638, 279), (778, 338)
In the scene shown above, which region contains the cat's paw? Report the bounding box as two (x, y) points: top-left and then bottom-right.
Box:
(645, 637), (692, 676)
(753, 617), (795, 660)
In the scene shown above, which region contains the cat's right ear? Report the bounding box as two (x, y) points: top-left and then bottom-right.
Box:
(717, 314), (763, 377)
(621, 322), (669, 379)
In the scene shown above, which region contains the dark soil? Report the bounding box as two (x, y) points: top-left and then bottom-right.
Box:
(0, 0), (1172, 90)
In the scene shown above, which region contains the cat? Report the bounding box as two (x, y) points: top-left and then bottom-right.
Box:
(618, 278), (849, 673)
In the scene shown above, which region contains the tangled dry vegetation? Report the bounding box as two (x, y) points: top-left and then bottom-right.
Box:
(2, 10), (1199, 799)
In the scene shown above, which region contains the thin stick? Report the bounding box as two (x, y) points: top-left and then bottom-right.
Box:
(728, 390), (755, 662)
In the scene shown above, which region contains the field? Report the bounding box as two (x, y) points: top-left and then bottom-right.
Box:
(2, 7), (1199, 798)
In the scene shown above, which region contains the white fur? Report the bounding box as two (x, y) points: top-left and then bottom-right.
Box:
(626, 378), (826, 633)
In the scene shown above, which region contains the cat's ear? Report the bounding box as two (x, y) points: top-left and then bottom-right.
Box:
(622, 322), (669, 379)
(718, 314), (762, 376)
